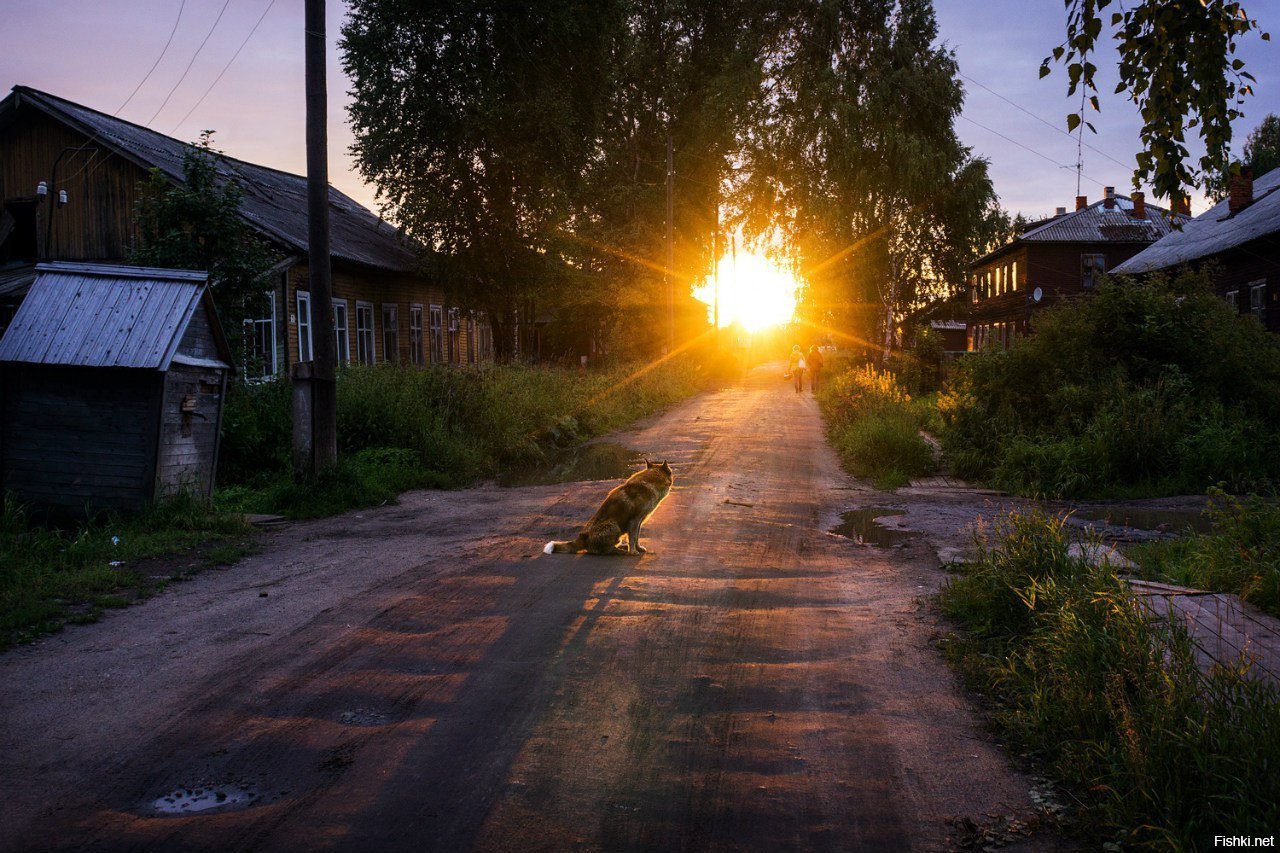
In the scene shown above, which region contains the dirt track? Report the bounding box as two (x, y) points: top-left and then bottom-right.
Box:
(0, 365), (1056, 852)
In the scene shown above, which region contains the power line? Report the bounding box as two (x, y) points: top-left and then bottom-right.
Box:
(957, 112), (1111, 190)
(959, 72), (1133, 174)
(145, 0), (233, 127)
(115, 0), (187, 116)
(169, 0), (278, 135)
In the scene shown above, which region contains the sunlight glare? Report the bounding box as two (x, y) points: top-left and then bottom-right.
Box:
(693, 252), (800, 332)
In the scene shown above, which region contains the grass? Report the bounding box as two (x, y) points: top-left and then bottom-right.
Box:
(218, 358), (706, 518)
(1128, 491), (1280, 619)
(0, 492), (254, 649)
(817, 364), (936, 489)
(938, 510), (1280, 849)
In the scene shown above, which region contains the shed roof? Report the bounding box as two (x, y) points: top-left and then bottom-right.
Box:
(2, 86), (421, 274)
(1113, 169), (1280, 274)
(972, 195), (1187, 267)
(0, 262), (231, 370)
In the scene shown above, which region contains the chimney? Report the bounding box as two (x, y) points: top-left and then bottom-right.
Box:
(1076, 195), (1088, 211)
(1175, 194), (1192, 217)
(1104, 186), (1116, 209)
(1229, 166), (1255, 214)
(1130, 191), (1146, 219)
(1055, 206), (1067, 216)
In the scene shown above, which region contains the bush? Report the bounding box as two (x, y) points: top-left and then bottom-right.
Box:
(818, 365), (935, 488)
(939, 268), (1280, 497)
(940, 510), (1280, 848)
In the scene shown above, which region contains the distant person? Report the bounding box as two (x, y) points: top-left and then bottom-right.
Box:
(788, 344), (805, 393)
(807, 345), (825, 392)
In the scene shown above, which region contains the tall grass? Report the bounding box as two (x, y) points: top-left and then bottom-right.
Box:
(1131, 491), (1280, 618)
(0, 493), (253, 649)
(818, 364), (935, 489)
(218, 358), (704, 516)
(939, 510), (1280, 848)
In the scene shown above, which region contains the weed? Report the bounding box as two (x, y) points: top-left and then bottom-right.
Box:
(818, 365), (935, 487)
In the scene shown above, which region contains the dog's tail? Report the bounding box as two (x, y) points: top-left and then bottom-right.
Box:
(543, 539), (580, 554)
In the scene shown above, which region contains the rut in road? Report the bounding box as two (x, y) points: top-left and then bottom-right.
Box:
(1, 365), (1049, 852)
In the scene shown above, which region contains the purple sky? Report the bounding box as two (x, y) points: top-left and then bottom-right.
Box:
(2, 1), (1276, 221)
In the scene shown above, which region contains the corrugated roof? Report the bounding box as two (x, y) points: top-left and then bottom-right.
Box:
(972, 195), (1187, 268)
(0, 262), (212, 369)
(1113, 169), (1280, 274)
(4, 86), (421, 274)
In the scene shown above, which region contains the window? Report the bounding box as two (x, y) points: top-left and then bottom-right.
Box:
(1250, 280), (1267, 323)
(356, 301), (376, 365)
(410, 304), (424, 365)
(1226, 290), (1240, 312)
(429, 304), (444, 363)
(467, 313), (477, 364)
(245, 290), (276, 379)
(296, 291), (313, 363)
(448, 307), (460, 364)
(332, 299), (350, 364)
(382, 304), (399, 363)
(1081, 254), (1105, 289)
(1011, 261), (1018, 292)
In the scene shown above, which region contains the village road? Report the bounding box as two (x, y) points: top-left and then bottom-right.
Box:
(0, 364), (1056, 852)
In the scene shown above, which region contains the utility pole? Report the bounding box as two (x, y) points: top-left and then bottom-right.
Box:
(712, 203), (720, 333)
(297, 0), (337, 474)
(665, 133), (675, 354)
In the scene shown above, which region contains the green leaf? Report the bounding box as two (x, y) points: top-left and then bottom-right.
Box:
(1040, 63), (1052, 78)
(1067, 113), (1081, 132)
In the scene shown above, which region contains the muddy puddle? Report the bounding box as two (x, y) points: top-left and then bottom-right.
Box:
(499, 442), (646, 487)
(151, 780), (263, 815)
(831, 507), (921, 547)
(1073, 507), (1212, 535)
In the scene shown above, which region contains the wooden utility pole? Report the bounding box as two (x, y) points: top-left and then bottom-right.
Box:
(665, 133), (675, 354)
(298, 0), (337, 474)
(712, 203), (720, 332)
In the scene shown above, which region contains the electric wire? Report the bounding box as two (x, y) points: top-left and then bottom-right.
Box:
(115, 0), (187, 116)
(168, 0), (278, 135)
(145, 0), (233, 128)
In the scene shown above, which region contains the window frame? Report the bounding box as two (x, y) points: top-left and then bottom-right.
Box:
(355, 300), (376, 366)
(381, 303), (399, 364)
(332, 298), (350, 365)
(429, 303), (444, 364)
(296, 290), (313, 363)
(1250, 279), (1267, 322)
(1081, 253), (1106, 290)
(409, 303), (424, 366)
(244, 289), (277, 379)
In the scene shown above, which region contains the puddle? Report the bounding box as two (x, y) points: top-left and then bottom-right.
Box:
(831, 507), (920, 547)
(339, 708), (392, 727)
(499, 442), (646, 487)
(151, 780), (262, 815)
(1074, 508), (1213, 535)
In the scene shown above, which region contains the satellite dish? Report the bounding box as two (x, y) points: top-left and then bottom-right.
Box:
(1032, 287), (1044, 303)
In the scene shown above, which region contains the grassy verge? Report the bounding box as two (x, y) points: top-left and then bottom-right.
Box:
(938, 510), (1280, 848)
(218, 358), (706, 519)
(1128, 491), (1280, 619)
(0, 493), (255, 650)
(817, 364), (935, 489)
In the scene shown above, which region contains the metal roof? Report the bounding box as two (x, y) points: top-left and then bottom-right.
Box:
(0, 262), (219, 370)
(1113, 169), (1280, 274)
(972, 195), (1187, 267)
(3, 86), (422, 274)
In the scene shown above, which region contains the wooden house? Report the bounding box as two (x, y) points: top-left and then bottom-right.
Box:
(1113, 168), (1280, 330)
(0, 85), (493, 377)
(0, 263), (233, 514)
(967, 188), (1186, 349)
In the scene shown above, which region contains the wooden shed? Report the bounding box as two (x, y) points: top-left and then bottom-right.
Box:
(0, 262), (233, 514)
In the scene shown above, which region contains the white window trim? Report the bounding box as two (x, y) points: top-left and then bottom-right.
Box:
(429, 303), (444, 364)
(409, 303), (424, 365)
(332, 298), (350, 365)
(296, 290), (313, 363)
(356, 300), (376, 365)
(245, 289), (277, 379)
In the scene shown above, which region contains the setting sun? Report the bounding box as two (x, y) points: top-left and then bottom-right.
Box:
(693, 252), (801, 332)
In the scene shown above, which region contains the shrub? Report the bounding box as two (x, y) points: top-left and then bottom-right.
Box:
(940, 510), (1280, 847)
(940, 268), (1280, 497)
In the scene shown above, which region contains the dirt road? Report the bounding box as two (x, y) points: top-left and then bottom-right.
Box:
(0, 365), (1055, 852)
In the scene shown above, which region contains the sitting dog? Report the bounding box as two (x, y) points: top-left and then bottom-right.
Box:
(544, 459), (674, 555)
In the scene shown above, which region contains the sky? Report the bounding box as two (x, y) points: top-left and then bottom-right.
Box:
(1, 1), (1277, 222)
